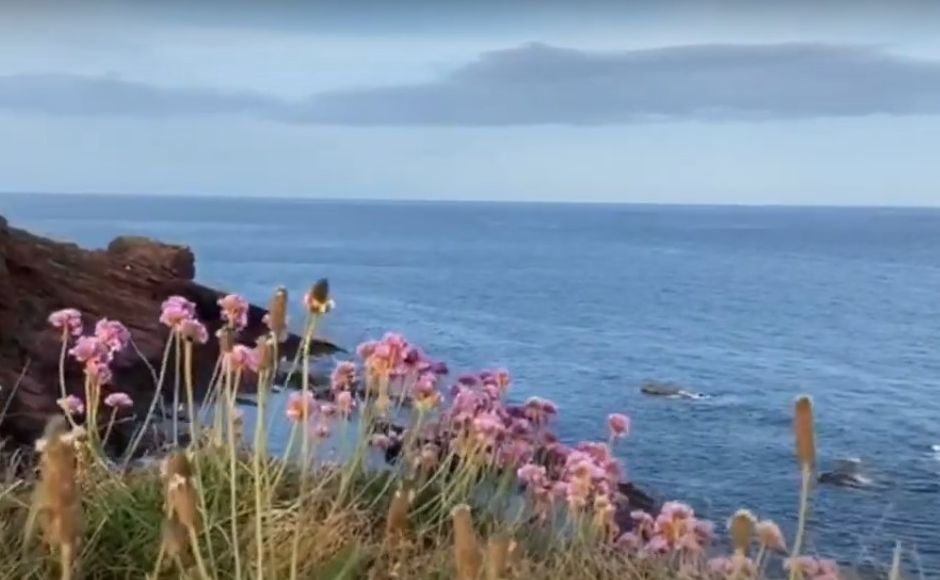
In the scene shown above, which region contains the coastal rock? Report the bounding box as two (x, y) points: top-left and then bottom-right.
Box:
(818, 458), (873, 489)
(0, 215), (341, 447)
(640, 381), (708, 399)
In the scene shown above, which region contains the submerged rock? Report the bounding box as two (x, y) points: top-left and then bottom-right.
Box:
(640, 381), (708, 400)
(818, 458), (873, 489)
(0, 215), (341, 448)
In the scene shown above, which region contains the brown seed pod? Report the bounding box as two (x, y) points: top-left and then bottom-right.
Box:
(452, 504), (482, 580)
(794, 396), (816, 470)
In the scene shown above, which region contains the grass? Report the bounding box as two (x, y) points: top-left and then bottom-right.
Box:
(0, 283), (909, 579)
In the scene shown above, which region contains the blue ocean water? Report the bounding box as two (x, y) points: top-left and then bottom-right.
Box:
(2, 193), (939, 572)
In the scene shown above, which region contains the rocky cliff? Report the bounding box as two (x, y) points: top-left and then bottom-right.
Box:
(0, 214), (340, 446)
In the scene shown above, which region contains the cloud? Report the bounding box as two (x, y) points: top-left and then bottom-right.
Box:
(0, 73), (277, 117)
(4, 43), (940, 125)
(290, 42), (940, 125)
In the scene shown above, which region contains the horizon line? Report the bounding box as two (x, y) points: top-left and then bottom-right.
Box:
(1, 190), (938, 211)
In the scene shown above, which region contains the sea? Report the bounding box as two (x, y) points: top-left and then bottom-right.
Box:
(2, 193), (939, 574)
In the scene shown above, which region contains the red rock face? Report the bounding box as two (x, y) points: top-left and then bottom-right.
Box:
(0, 215), (339, 446)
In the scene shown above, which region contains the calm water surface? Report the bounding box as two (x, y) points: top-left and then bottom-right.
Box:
(2, 193), (939, 573)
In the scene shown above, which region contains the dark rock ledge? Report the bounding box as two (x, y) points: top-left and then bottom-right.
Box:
(0, 214), (340, 447)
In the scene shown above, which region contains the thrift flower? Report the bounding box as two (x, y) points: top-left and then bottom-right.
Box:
(756, 519), (786, 552)
(179, 318), (209, 344)
(330, 361), (357, 392)
(48, 308), (83, 337)
(335, 391), (355, 418)
(784, 556), (840, 579)
(314, 422), (331, 439)
(69, 336), (110, 363)
(94, 318), (130, 353)
(103, 392), (134, 409)
(57, 395), (85, 416)
(286, 392), (316, 423)
(517, 463), (548, 488)
(417, 443), (439, 470)
(524, 397), (558, 426)
(493, 368), (511, 395)
(369, 434), (392, 450)
(160, 295), (196, 328)
(218, 293), (249, 330)
(608, 413), (630, 438)
(227, 344), (260, 372)
(85, 360), (113, 385)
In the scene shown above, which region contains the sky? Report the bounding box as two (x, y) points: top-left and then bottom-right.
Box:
(1, 0), (940, 205)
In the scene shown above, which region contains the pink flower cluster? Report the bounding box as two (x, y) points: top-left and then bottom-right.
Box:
(286, 392), (317, 423)
(330, 361), (357, 392)
(94, 318), (131, 353)
(57, 395), (85, 416)
(356, 333), (447, 380)
(160, 296), (196, 328)
(619, 501), (714, 557)
(48, 308), (83, 337)
(104, 391), (134, 409)
(66, 317), (132, 386)
(783, 557), (841, 580)
(226, 344), (259, 372)
(707, 555), (757, 577)
(218, 293), (249, 331)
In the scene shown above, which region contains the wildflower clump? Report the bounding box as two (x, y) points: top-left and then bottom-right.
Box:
(0, 278), (868, 580)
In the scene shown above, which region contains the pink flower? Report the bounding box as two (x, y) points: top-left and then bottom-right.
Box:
(218, 293), (249, 330)
(493, 368), (511, 394)
(607, 413), (630, 438)
(179, 318), (209, 344)
(356, 340), (378, 360)
(85, 360), (113, 385)
(160, 295), (196, 328)
(57, 395), (85, 416)
(227, 344), (260, 372)
(104, 392), (134, 409)
(320, 403), (337, 417)
(369, 434), (391, 450)
(708, 555), (756, 577)
(314, 422), (331, 439)
(335, 391), (355, 418)
(94, 318), (130, 353)
(784, 557), (840, 579)
(330, 361), (357, 392)
(616, 532), (641, 552)
(517, 463), (548, 488)
(48, 308), (83, 337)
(524, 396), (558, 426)
(472, 411), (506, 445)
(756, 520), (786, 552)
(418, 443), (439, 470)
(499, 439), (533, 467)
(286, 392), (316, 423)
(69, 336), (110, 363)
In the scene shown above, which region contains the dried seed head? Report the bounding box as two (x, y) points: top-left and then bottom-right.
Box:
(268, 287), (289, 341)
(32, 415), (81, 570)
(162, 451), (199, 532)
(161, 517), (188, 561)
(255, 335), (275, 372)
(385, 488), (414, 545)
(217, 327), (235, 354)
(452, 504), (482, 580)
(306, 278), (334, 314)
(729, 509), (756, 555)
(794, 396), (816, 470)
(485, 533), (515, 580)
